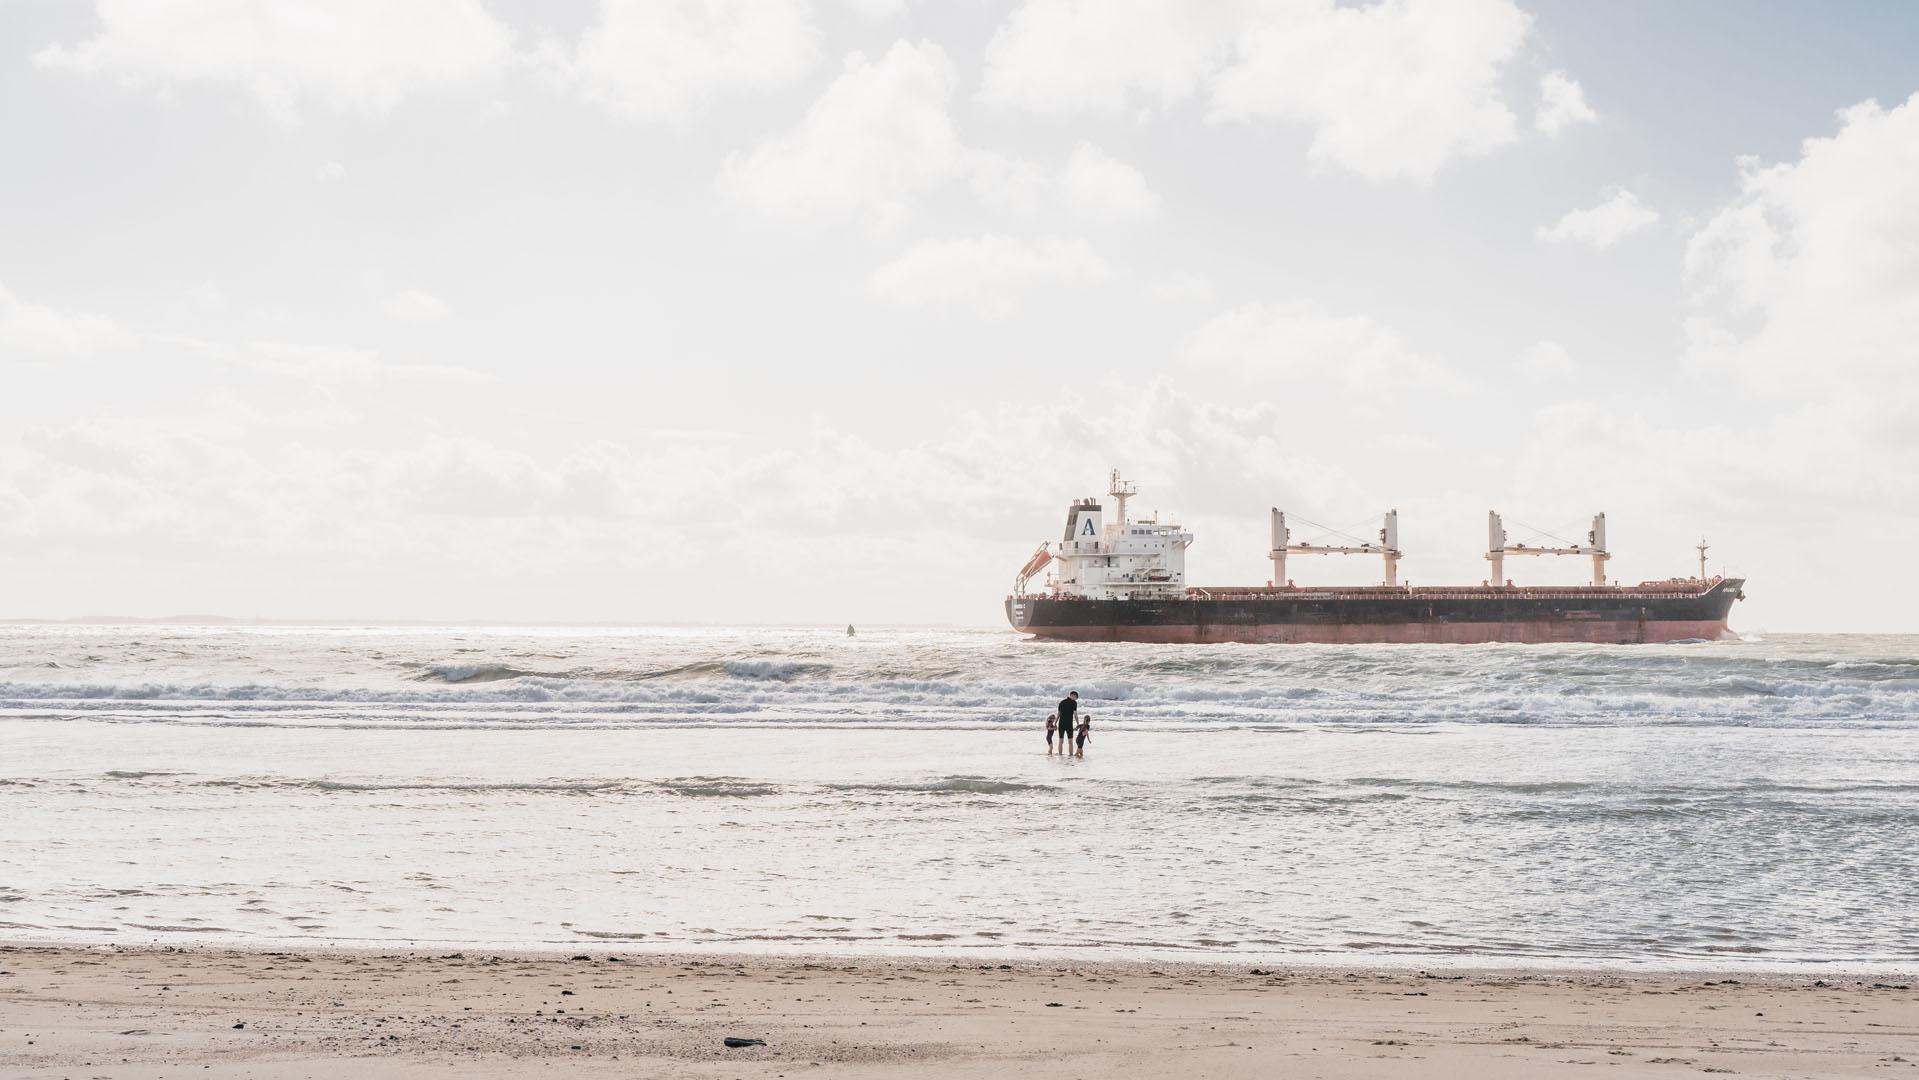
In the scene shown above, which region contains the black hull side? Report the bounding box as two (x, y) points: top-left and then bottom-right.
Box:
(1005, 579), (1744, 644)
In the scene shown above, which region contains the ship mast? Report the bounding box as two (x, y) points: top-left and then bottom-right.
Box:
(1697, 538), (1709, 582)
(1109, 469), (1137, 526)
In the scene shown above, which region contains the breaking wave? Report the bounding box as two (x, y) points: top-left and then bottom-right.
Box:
(3, 628), (1917, 736)
(2, 669), (1915, 732)
(721, 659), (829, 680)
(417, 662), (549, 684)
(89, 773), (1061, 800)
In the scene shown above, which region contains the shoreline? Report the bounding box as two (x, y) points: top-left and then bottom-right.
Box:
(7, 935), (1918, 982)
(6, 944), (1915, 1078)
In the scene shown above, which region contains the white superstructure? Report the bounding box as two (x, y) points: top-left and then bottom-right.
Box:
(1045, 471), (1194, 600)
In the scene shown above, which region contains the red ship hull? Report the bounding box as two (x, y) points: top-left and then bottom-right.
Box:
(1009, 618), (1731, 645)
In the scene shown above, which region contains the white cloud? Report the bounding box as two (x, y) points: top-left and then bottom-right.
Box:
(714, 36), (1160, 228)
(1535, 70), (1596, 136)
(0, 278), (479, 381)
(1184, 300), (1455, 392)
(969, 141), (1161, 222)
(836, 0), (909, 15)
(967, 152), (1054, 215)
(1057, 141), (1161, 220)
(233, 341), (489, 384)
(0, 282), (478, 385)
(978, 0), (1231, 115)
(1535, 189), (1660, 249)
(382, 289), (452, 324)
(866, 235), (1112, 318)
(1684, 93), (1919, 393)
(186, 281), (229, 311)
(136, 333), (489, 385)
(717, 40), (963, 228)
(981, 0), (1536, 182)
(1210, 0), (1532, 183)
(573, 0), (820, 122)
(35, 0), (515, 122)
(1151, 271), (1216, 304)
(1515, 340), (1576, 382)
(1684, 195), (1777, 316)
(0, 282), (133, 358)
(0, 377), (1368, 622)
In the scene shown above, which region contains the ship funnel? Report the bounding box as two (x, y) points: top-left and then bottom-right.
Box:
(1063, 499), (1104, 551)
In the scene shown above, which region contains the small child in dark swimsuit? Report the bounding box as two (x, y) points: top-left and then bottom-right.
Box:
(1074, 714), (1090, 757)
(1046, 713), (1060, 754)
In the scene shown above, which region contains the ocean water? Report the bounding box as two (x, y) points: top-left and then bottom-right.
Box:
(3, 625), (1917, 969)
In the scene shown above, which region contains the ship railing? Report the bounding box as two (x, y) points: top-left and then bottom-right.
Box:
(1181, 583), (1723, 601)
(1028, 579), (1733, 602)
(1035, 591), (1716, 602)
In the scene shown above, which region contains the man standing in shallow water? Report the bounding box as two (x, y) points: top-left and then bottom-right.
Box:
(1055, 692), (1078, 756)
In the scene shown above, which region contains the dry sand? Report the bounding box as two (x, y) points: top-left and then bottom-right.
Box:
(2, 945), (1915, 1078)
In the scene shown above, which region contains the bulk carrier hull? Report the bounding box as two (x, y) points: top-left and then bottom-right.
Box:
(1006, 578), (1745, 645)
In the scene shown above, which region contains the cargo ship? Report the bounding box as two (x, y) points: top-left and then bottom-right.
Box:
(1005, 472), (1745, 644)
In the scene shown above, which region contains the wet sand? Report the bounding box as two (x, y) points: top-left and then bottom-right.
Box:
(2, 946), (1915, 1078)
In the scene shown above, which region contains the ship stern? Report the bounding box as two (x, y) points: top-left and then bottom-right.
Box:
(1004, 595), (1034, 633)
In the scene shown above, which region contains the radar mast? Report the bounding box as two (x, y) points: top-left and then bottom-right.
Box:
(1108, 470), (1138, 526)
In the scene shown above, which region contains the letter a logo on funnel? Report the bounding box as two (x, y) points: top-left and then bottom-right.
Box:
(1081, 517), (1096, 537)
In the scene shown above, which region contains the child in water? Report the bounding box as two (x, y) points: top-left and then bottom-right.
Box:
(1045, 712), (1060, 755)
(1074, 713), (1090, 757)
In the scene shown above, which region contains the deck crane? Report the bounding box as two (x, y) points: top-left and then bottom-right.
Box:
(1486, 512), (1610, 586)
(1269, 509), (1402, 587)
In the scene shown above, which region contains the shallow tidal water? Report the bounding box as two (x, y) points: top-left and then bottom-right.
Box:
(3, 625), (1916, 969)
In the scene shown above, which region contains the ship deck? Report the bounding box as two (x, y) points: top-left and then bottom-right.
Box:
(1182, 577), (1733, 602)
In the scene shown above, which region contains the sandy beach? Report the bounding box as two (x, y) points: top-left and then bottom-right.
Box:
(3, 947), (1914, 1078)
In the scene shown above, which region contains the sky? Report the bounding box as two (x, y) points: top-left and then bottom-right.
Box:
(2, 0), (1917, 630)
